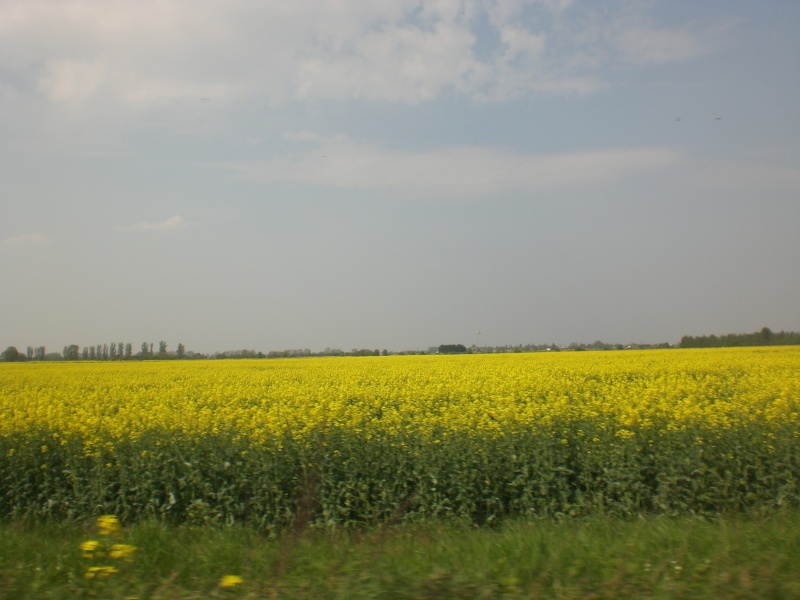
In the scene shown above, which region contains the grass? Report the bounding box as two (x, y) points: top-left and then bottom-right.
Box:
(2, 511), (800, 599)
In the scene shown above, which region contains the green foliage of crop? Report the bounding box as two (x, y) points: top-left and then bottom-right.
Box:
(1, 421), (798, 528)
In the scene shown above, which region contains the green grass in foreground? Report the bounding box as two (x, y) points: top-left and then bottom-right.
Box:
(1, 511), (799, 599)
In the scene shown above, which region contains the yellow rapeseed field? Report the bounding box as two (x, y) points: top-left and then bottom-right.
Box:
(1, 347), (799, 525)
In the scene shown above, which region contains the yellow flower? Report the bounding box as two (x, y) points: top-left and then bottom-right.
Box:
(85, 565), (118, 579)
(110, 543), (137, 560)
(97, 515), (120, 536)
(80, 539), (100, 558)
(220, 575), (244, 588)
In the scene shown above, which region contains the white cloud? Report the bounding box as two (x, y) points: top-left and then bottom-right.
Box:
(0, 0), (731, 112)
(294, 20), (485, 103)
(223, 134), (682, 197)
(1, 233), (50, 247)
(38, 58), (106, 103)
(612, 22), (725, 66)
(130, 215), (187, 231)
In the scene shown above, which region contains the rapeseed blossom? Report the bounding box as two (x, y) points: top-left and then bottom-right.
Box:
(2, 349), (797, 444)
(1, 348), (798, 523)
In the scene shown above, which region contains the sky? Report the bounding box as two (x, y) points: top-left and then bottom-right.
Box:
(1, 0), (799, 355)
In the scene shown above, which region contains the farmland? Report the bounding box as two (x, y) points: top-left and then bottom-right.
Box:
(2, 347), (798, 526)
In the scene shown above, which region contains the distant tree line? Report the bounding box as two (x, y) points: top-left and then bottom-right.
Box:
(212, 349), (265, 359)
(7, 328), (796, 363)
(679, 327), (800, 349)
(438, 344), (468, 354)
(265, 348), (390, 358)
(1, 343), (399, 362)
(1, 343), (400, 362)
(1, 341), (191, 362)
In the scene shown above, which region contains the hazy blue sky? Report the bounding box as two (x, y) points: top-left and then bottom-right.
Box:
(2, 0), (799, 354)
